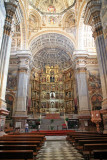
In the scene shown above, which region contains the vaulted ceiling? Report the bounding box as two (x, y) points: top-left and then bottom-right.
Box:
(30, 33), (75, 70)
(28, 0), (75, 14)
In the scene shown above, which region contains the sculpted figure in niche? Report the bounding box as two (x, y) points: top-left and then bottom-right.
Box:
(50, 92), (55, 98)
(50, 75), (55, 82)
(47, 75), (50, 82)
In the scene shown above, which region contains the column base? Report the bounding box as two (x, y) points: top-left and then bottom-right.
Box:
(13, 111), (28, 133)
(100, 110), (107, 134)
(0, 98), (9, 114)
(78, 110), (93, 132)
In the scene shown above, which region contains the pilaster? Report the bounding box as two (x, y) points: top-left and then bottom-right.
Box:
(74, 51), (91, 131)
(100, 0), (107, 51)
(0, 1), (18, 134)
(13, 50), (31, 129)
(84, 0), (107, 133)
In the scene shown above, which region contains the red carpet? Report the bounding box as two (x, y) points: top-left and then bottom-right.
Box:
(45, 113), (61, 119)
(31, 130), (75, 136)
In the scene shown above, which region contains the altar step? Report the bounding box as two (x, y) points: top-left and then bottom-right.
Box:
(40, 118), (65, 130)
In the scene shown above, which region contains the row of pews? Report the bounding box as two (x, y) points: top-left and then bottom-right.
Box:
(66, 132), (107, 160)
(0, 133), (46, 160)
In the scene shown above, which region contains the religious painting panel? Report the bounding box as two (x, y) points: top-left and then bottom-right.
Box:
(41, 84), (46, 91)
(46, 84), (50, 91)
(88, 70), (102, 110)
(59, 84), (63, 91)
(91, 94), (102, 110)
(7, 70), (17, 90)
(5, 95), (14, 120)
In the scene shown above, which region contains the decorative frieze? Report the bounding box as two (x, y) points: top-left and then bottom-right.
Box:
(86, 58), (98, 65)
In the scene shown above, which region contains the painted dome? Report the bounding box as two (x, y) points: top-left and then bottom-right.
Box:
(29, 0), (75, 14)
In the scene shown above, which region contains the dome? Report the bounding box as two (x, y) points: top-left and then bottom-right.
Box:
(29, 0), (75, 14)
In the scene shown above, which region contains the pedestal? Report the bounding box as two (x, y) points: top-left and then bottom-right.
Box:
(78, 110), (91, 131)
(0, 99), (9, 135)
(13, 115), (28, 133)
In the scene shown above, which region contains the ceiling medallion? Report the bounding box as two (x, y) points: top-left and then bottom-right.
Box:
(48, 6), (56, 13)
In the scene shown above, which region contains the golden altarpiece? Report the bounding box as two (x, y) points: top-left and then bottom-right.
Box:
(30, 65), (75, 115)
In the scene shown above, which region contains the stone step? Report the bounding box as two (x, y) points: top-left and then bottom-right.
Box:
(40, 118), (65, 130)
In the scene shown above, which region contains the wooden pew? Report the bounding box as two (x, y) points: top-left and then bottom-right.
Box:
(83, 143), (107, 160)
(72, 137), (107, 145)
(0, 150), (33, 160)
(66, 132), (107, 160)
(66, 133), (103, 141)
(67, 135), (107, 145)
(4, 134), (45, 138)
(0, 141), (41, 151)
(93, 149), (107, 160)
(0, 137), (44, 143)
(0, 144), (37, 156)
(4, 134), (46, 141)
(77, 139), (107, 151)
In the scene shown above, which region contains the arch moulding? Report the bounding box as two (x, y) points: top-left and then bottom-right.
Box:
(28, 30), (76, 49)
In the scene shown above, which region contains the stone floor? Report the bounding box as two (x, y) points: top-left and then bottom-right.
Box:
(36, 136), (84, 160)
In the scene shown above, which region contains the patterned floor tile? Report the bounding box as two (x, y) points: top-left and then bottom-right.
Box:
(36, 139), (84, 160)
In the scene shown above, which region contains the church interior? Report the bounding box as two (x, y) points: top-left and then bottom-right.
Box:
(0, 0), (107, 159)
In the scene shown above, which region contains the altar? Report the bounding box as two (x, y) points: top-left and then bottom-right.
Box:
(40, 107), (60, 114)
(49, 108), (57, 113)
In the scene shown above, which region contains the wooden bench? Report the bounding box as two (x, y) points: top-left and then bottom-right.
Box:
(0, 150), (33, 160)
(0, 144), (37, 156)
(66, 133), (103, 141)
(83, 143), (107, 160)
(79, 139), (107, 146)
(73, 137), (107, 145)
(0, 141), (41, 151)
(4, 134), (46, 142)
(0, 137), (44, 143)
(93, 149), (107, 160)
(4, 134), (45, 138)
(76, 139), (107, 151)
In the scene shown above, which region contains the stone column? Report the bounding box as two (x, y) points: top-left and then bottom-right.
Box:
(84, 0), (107, 133)
(0, 1), (18, 135)
(13, 50), (31, 130)
(74, 51), (91, 131)
(100, 0), (107, 51)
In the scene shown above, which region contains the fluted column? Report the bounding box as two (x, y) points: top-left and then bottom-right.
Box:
(0, 1), (18, 134)
(84, 0), (107, 133)
(74, 51), (90, 131)
(13, 50), (31, 129)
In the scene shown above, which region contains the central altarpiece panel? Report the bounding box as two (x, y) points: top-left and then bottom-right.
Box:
(30, 65), (75, 116)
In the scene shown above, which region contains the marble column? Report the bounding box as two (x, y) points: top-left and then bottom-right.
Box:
(100, 0), (107, 51)
(0, 1), (18, 134)
(74, 51), (91, 131)
(84, 0), (107, 133)
(13, 50), (31, 129)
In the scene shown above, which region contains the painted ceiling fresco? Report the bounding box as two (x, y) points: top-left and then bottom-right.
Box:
(29, 0), (75, 14)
